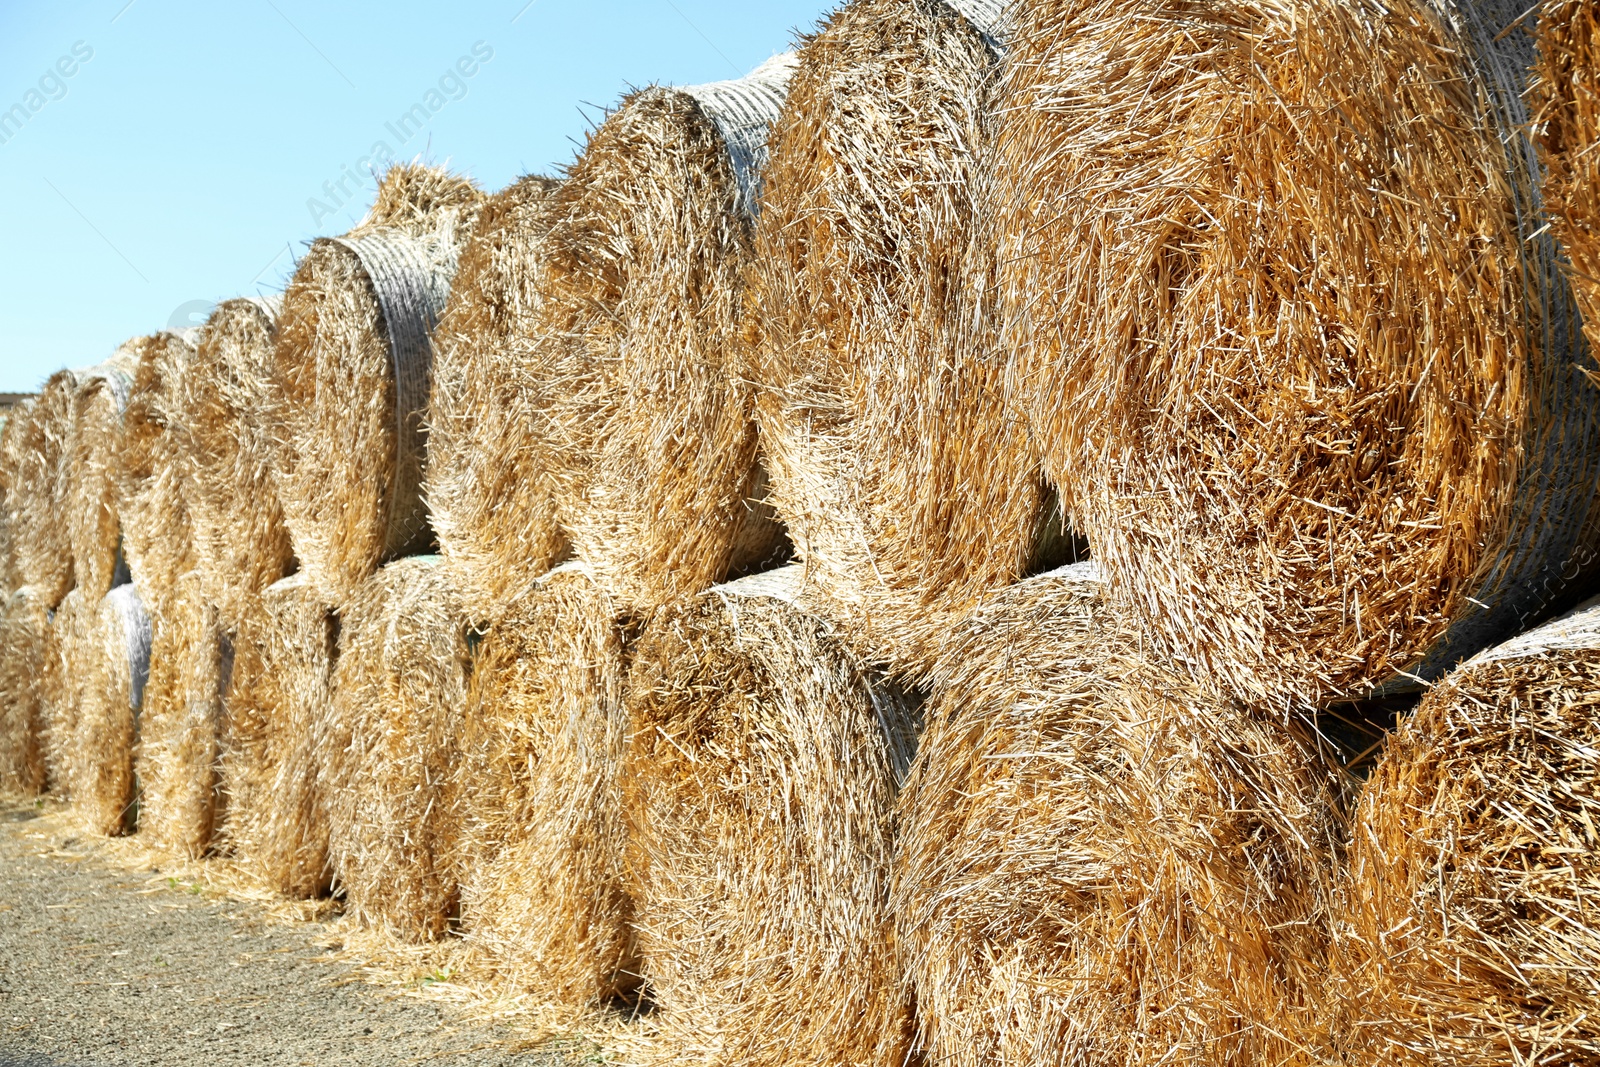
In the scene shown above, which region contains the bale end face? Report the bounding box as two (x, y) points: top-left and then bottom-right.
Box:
(622, 565), (914, 1067)
(456, 565), (635, 1016)
(219, 573), (336, 899)
(1329, 602), (1600, 1065)
(325, 557), (472, 941)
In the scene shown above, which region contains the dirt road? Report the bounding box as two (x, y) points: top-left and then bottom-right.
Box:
(0, 800), (565, 1067)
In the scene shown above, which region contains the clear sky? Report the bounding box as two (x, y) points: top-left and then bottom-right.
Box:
(0, 0), (826, 392)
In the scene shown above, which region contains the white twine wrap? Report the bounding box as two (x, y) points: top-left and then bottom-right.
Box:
(681, 52), (799, 218)
(1468, 595), (1600, 666)
(105, 584), (151, 714)
(329, 229), (459, 559)
(1400, 0), (1600, 686)
(940, 0), (1007, 52)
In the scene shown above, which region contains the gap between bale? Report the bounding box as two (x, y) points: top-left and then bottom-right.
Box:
(992, 0), (1600, 705)
(185, 295), (295, 630)
(272, 165), (485, 607)
(1326, 596), (1600, 1065)
(324, 555), (472, 941)
(746, 0), (1067, 676)
(219, 571), (337, 898)
(895, 563), (1342, 1067)
(620, 564), (919, 1067)
(134, 572), (231, 859)
(426, 175), (571, 624)
(454, 562), (635, 1022)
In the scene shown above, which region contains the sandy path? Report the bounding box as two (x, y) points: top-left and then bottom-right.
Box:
(0, 800), (566, 1067)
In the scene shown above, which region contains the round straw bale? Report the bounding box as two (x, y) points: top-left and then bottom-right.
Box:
(621, 564), (919, 1067)
(0, 407), (22, 593)
(1537, 0), (1600, 355)
(44, 587), (96, 799)
(992, 0), (1600, 705)
(135, 572), (230, 858)
(454, 563), (633, 1015)
(746, 0), (1064, 672)
(1326, 598), (1600, 1065)
(896, 563), (1341, 1066)
(0, 586), (51, 796)
(66, 348), (139, 601)
(118, 331), (202, 608)
(325, 556), (471, 940)
(426, 175), (570, 622)
(272, 165), (485, 607)
(219, 572), (336, 898)
(10, 373), (81, 607)
(67, 585), (152, 836)
(477, 58), (796, 617)
(184, 295), (293, 629)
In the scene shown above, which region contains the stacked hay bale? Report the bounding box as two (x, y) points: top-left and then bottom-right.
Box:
(1326, 599), (1600, 1064)
(272, 165), (484, 607)
(119, 328), (233, 852)
(621, 566), (919, 1066)
(991, 0), (1600, 704)
(454, 563), (633, 1016)
(1538, 0), (1600, 352)
(184, 296), (293, 629)
(894, 564), (1341, 1066)
(134, 572), (230, 857)
(44, 588), (97, 800)
(746, 0), (1064, 673)
(60, 585), (152, 836)
(447, 57), (795, 618)
(219, 572), (336, 897)
(426, 178), (571, 621)
(10, 372), (80, 608)
(118, 331), (202, 607)
(0, 587), (50, 795)
(67, 349), (138, 601)
(324, 556), (472, 939)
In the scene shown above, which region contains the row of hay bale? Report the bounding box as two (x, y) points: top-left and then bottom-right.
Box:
(0, 0), (1598, 1063)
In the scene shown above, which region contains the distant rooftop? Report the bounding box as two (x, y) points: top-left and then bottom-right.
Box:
(0, 394), (33, 409)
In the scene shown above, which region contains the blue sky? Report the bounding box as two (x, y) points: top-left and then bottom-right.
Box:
(0, 0), (825, 392)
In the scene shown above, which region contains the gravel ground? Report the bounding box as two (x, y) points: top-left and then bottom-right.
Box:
(0, 799), (567, 1067)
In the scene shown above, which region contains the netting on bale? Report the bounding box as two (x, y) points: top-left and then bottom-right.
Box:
(65, 585), (151, 837)
(621, 565), (919, 1067)
(992, 0), (1600, 706)
(425, 176), (570, 623)
(185, 295), (294, 629)
(272, 165), (484, 607)
(1327, 598), (1600, 1065)
(1538, 0), (1600, 355)
(894, 563), (1341, 1067)
(11, 373), (81, 607)
(219, 572), (336, 898)
(324, 556), (472, 940)
(0, 587), (50, 796)
(485, 56), (796, 617)
(454, 563), (634, 1018)
(67, 348), (138, 601)
(746, 0), (1066, 674)
(118, 331), (203, 609)
(134, 572), (231, 858)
